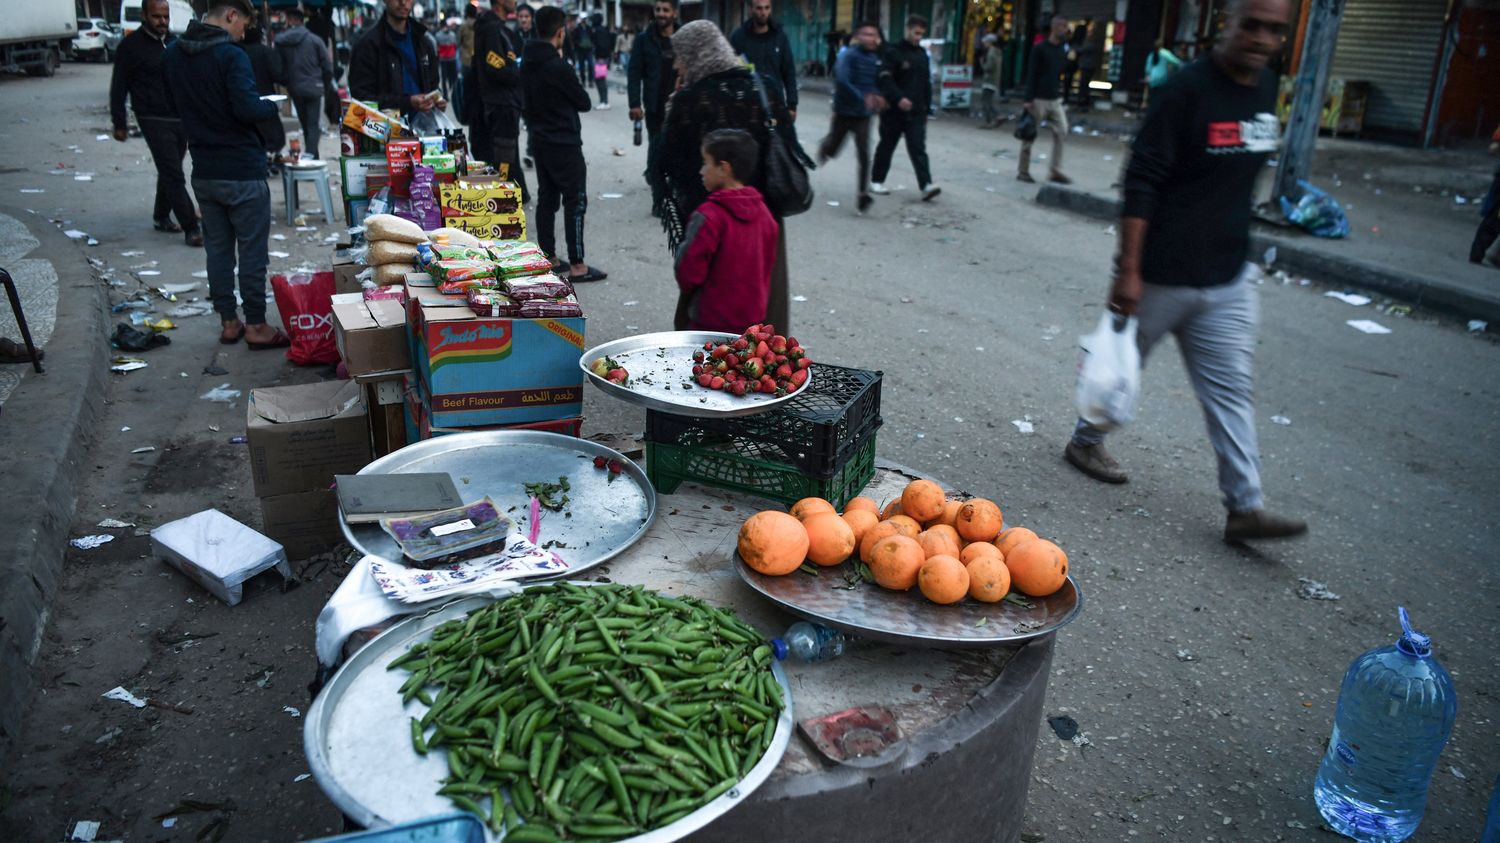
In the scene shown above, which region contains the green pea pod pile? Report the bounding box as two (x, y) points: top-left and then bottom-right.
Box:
(387, 582), (785, 842)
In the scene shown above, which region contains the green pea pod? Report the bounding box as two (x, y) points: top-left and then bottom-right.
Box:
(540, 733), (565, 793)
(527, 659), (562, 705)
(643, 735), (699, 766)
(409, 717), (428, 755)
(528, 733), (545, 782)
(652, 768), (693, 793)
(588, 719), (642, 750)
(572, 700), (632, 728)
(447, 793), (486, 819)
(512, 775), (538, 816)
(601, 756), (636, 825)
(438, 782), (492, 796)
(569, 729), (610, 757)
(643, 702), (690, 730)
(681, 732), (727, 780)
(488, 786), (505, 834)
(570, 822), (641, 838)
(502, 824), (562, 843)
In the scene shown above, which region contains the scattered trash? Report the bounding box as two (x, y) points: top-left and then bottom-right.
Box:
(192, 269), (208, 278)
(826, 200), (840, 207)
(953, 416), (964, 423)
(1270, 415), (1291, 426)
(168, 303), (213, 318)
(1455, 196), (1468, 205)
(121, 426), (131, 432)
(87, 237), (99, 246)
(203, 365), (229, 376)
(161, 282), (198, 295)
(296, 226), (317, 232)
(102, 686), (147, 708)
(1468, 320), (1487, 333)
(110, 357), (148, 373)
(137, 270), (161, 276)
(1325, 291), (1371, 306)
(271, 233), (287, 241)
(1450, 765), (1466, 780)
(1280, 180), (1350, 238)
(294, 773), (311, 782)
(791, 295), (808, 302)
(1102, 154), (1113, 161)
(899, 296), (913, 304)
(599, 193), (624, 199)
(622, 300), (638, 306)
(130, 446), (157, 454)
(121, 249), (145, 257)
(69, 820), (101, 842)
(112, 324), (171, 351)
(268, 250), (291, 258)
(1285, 820), (1309, 829)
(161, 817), (177, 828)
(1296, 578), (1340, 601)
(200, 383), (242, 403)
(1011, 419), (1034, 434)
(98, 518), (135, 528)
(1175, 649), (1197, 662)
(1346, 319), (1391, 335)
(612, 147), (627, 156)
(1047, 714), (1079, 740)
(95, 726), (123, 745)
(71, 535), (115, 550)
(19, 188), (44, 194)
(1263, 246), (1277, 266)
(64, 229), (88, 239)
(1104, 225), (1116, 236)
(283, 705), (302, 718)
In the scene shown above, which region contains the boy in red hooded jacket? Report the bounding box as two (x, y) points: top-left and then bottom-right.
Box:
(674, 129), (779, 333)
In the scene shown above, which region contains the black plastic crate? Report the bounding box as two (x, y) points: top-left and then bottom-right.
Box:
(645, 364), (882, 478)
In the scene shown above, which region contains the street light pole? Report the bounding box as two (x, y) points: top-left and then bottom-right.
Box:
(1271, 0), (1344, 209)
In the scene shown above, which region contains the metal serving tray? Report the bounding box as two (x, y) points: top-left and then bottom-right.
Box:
(580, 331), (811, 418)
(340, 431), (655, 578)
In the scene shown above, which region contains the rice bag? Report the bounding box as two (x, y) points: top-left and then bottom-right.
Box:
(430, 227), (484, 248)
(368, 240), (420, 265)
(466, 288), (522, 317)
(357, 263), (411, 287)
(503, 273), (573, 301)
(363, 213), (427, 244)
(519, 294), (582, 318)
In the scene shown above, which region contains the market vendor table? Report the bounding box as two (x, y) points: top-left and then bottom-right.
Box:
(565, 461), (1055, 843)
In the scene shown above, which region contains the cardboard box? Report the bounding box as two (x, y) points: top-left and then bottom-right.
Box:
(403, 376), (581, 440)
(408, 304), (585, 427)
(341, 155), (389, 199)
(258, 490), (343, 561)
(441, 213), (527, 240)
(246, 380), (372, 498)
(333, 295), (409, 376)
(333, 247), (362, 295)
(438, 178), (523, 217)
(362, 378), (409, 457)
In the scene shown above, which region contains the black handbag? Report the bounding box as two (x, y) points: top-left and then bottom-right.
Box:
(749, 71), (814, 217)
(1013, 109), (1038, 142)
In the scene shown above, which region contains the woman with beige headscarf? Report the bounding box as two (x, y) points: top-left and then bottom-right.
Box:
(651, 20), (812, 333)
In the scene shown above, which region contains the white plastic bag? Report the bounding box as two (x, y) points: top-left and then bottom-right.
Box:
(1075, 312), (1141, 431)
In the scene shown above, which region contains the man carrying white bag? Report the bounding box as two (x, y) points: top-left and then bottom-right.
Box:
(1063, 0), (1306, 543)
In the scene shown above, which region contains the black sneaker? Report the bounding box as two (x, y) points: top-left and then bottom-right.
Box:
(1224, 510), (1308, 542)
(857, 193), (874, 214)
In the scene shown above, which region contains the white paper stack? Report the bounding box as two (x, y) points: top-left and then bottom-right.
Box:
(150, 509), (291, 606)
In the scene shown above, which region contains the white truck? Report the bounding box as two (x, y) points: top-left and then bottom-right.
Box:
(0, 0), (73, 76)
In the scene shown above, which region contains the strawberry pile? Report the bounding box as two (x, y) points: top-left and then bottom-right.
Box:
(690, 323), (810, 397)
(589, 355), (629, 384)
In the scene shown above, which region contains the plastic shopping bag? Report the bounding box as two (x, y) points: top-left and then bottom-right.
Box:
(1075, 312), (1141, 431)
(1279, 179), (1350, 238)
(271, 271), (339, 365)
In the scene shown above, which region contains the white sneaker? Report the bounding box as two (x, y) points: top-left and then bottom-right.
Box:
(597, 103), (612, 110)
(921, 184), (942, 201)
(868, 182), (890, 195)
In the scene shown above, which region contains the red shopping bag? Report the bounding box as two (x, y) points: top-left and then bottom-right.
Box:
(271, 271), (339, 366)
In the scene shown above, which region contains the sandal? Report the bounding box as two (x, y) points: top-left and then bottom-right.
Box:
(569, 266), (608, 283)
(219, 323), (245, 345)
(246, 328), (291, 351)
(153, 218), (183, 234)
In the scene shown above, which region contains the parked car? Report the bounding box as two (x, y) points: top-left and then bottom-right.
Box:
(72, 17), (118, 61)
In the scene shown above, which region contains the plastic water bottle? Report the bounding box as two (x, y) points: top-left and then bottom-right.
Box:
(632, 120), (643, 146)
(770, 622), (848, 663)
(1312, 607), (1457, 842)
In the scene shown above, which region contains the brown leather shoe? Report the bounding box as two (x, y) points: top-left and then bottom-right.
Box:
(1017, 172), (1036, 184)
(184, 230), (204, 247)
(1049, 171), (1073, 185)
(1224, 510), (1308, 542)
(1064, 441), (1127, 483)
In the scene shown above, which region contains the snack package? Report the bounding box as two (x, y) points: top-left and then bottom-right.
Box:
(495, 250), (556, 280)
(408, 164), (443, 230)
(363, 285), (407, 305)
(343, 100), (399, 143)
(503, 273), (573, 301)
(433, 259), (501, 294)
(430, 245), (493, 263)
(519, 294), (583, 318)
(466, 288), (522, 317)
(381, 497), (517, 569)
(386, 139), (422, 197)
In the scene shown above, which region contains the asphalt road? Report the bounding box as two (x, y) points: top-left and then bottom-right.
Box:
(1, 62), (1497, 842)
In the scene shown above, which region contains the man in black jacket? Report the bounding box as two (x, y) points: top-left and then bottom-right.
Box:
(348, 0), (446, 134)
(523, 6), (606, 284)
(109, 0), (200, 245)
(729, 0), (798, 120)
(627, 0), (678, 149)
(1064, 0), (1306, 542)
(473, 0), (528, 201)
(870, 15), (938, 201)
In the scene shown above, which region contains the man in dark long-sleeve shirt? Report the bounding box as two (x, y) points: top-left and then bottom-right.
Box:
(871, 15), (938, 200)
(729, 0), (799, 117)
(819, 22), (884, 213)
(1064, 0), (1306, 543)
(1017, 15), (1070, 184)
(110, 0), (200, 244)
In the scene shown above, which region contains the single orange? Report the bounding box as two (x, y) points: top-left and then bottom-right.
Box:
(881, 499), (904, 520)
(956, 499), (1003, 543)
(843, 496), (879, 515)
(901, 479), (946, 523)
(859, 520), (904, 563)
(885, 514), (921, 539)
(841, 509), (880, 548)
(918, 554), (969, 604)
(803, 512), (856, 567)
(789, 497), (836, 521)
(867, 535), (924, 591)
(994, 526), (1039, 558)
(1004, 539), (1069, 597)
(960, 541), (1002, 568)
(924, 500), (962, 530)
(916, 527), (962, 560)
(738, 511), (809, 576)
(966, 554), (1011, 602)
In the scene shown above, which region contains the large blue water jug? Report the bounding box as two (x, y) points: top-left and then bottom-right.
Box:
(1312, 607), (1457, 841)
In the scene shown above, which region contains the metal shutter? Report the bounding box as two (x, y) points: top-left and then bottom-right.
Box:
(1329, 0), (1447, 134)
(1058, 0), (1118, 20)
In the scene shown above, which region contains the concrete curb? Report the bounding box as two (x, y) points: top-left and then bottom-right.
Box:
(1034, 184), (1500, 325)
(0, 208), (110, 764)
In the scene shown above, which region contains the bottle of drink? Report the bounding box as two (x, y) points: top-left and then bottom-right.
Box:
(770, 621), (849, 663)
(288, 134), (302, 164)
(1312, 607), (1457, 842)
(633, 120), (643, 147)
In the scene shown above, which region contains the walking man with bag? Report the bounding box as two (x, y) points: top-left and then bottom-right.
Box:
(870, 15), (939, 201)
(1062, 0), (1306, 543)
(1017, 15), (1071, 184)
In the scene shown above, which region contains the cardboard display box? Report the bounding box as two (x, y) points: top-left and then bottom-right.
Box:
(363, 375), (409, 457)
(440, 213), (527, 241)
(259, 489), (343, 561)
(403, 375), (582, 440)
(246, 380), (372, 498)
(438, 178), (523, 217)
(408, 303), (585, 427)
(341, 155), (389, 200)
(333, 247), (362, 295)
(333, 294), (409, 376)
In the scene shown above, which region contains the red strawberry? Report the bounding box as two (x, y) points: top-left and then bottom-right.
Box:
(691, 364), (702, 376)
(729, 380), (747, 396)
(790, 368), (809, 387)
(771, 336), (787, 354)
(775, 363), (793, 379)
(703, 341), (714, 351)
(775, 354), (788, 365)
(742, 358), (764, 380)
(796, 357), (811, 370)
(710, 376), (725, 390)
(715, 360), (729, 373)
(607, 459), (623, 474)
(753, 340), (769, 359)
(593, 455), (606, 468)
(732, 337), (748, 351)
(692, 350), (705, 363)
(786, 336), (799, 349)
(761, 380), (777, 394)
(698, 373), (713, 387)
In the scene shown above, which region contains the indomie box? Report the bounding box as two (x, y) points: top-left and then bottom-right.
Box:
(409, 304), (585, 427)
(442, 213), (526, 241)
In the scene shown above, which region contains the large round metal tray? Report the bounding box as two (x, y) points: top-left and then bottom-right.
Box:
(580, 331), (812, 418)
(735, 554), (1083, 647)
(305, 590), (795, 841)
(340, 431), (655, 579)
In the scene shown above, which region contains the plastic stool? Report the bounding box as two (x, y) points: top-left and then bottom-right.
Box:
(281, 160), (337, 226)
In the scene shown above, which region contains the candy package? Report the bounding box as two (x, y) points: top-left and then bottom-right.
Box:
(495, 250), (556, 280)
(434, 259), (501, 294)
(466, 288), (521, 317)
(503, 273), (573, 301)
(430, 245), (493, 263)
(519, 294), (583, 318)
(380, 497), (517, 569)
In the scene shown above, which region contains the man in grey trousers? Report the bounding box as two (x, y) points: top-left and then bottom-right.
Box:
(275, 8), (334, 159)
(1063, 0), (1305, 542)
